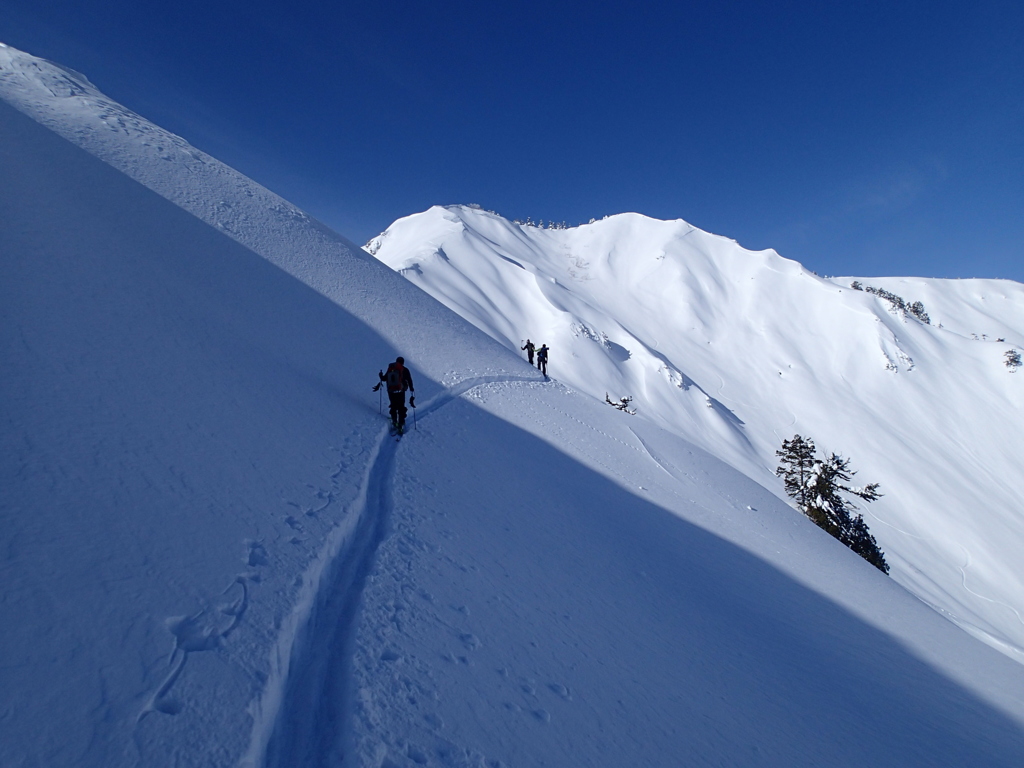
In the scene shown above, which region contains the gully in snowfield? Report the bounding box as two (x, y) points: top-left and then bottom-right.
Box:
(375, 356), (415, 432)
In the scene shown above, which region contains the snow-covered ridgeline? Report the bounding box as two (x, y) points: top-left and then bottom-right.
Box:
(370, 204), (1024, 661)
(0, 43), (514, 386)
(0, 44), (363, 274)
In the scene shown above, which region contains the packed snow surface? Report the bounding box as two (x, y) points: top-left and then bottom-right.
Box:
(4, 43), (1024, 767)
(370, 204), (1024, 663)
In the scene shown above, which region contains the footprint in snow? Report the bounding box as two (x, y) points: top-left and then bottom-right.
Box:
(548, 683), (572, 700)
(138, 577), (248, 721)
(246, 541), (269, 567)
(406, 745), (429, 765)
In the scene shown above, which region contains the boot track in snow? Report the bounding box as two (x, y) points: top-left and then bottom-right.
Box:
(243, 375), (541, 767)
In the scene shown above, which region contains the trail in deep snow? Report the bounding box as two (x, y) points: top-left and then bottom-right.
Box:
(256, 375), (542, 767)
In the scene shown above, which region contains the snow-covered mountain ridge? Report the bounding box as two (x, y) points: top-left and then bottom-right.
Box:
(370, 203), (1024, 661)
(5, 42), (1024, 767)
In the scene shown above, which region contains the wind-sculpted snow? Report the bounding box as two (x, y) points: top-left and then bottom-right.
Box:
(371, 204), (1024, 661)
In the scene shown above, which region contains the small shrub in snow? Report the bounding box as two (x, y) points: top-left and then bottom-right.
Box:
(605, 394), (636, 415)
(776, 435), (889, 574)
(1006, 350), (1022, 370)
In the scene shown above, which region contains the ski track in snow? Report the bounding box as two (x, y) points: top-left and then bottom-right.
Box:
(628, 428), (680, 481)
(626, 426), (701, 491)
(245, 374), (542, 768)
(958, 546), (1024, 631)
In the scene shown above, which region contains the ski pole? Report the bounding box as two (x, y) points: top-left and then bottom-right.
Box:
(411, 395), (418, 430)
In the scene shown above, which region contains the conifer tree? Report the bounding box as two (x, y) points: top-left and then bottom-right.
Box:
(775, 435), (817, 511)
(844, 512), (889, 573)
(776, 436), (889, 574)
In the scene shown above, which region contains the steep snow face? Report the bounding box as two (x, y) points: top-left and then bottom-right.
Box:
(370, 204), (1024, 660)
(0, 45), (528, 766)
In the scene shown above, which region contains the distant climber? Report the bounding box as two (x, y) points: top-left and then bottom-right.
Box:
(522, 339), (536, 364)
(537, 344), (549, 377)
(375, 356), (415, 431)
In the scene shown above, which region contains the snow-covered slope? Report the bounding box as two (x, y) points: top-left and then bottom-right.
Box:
(5, 43), (1024, 767)
(0, 44), (523, 766)
(369, 204), (1024, 661)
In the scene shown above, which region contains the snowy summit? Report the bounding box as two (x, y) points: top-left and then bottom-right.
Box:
(3, 43), (1024, 767)
(370, 203), (1024, 661)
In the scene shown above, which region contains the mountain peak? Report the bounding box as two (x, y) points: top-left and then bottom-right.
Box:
(371, 202), (1024, 663)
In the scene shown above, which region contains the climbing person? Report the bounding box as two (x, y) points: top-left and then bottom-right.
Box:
(537, 344), (549, 377)
(375, 356), (415, 432)
(522, 339), (536, 364)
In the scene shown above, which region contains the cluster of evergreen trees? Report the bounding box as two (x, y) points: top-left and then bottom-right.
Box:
(513, 217), (572, 230)
(1006, 349), (1022, 370)
(850, 282), (930, 324)
(776, 435), (889, 574)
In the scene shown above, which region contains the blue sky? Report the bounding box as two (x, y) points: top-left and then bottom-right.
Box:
(5, 1), (1022, 281)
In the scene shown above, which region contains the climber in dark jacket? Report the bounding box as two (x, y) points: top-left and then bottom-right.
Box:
(377, 356), (415, 430)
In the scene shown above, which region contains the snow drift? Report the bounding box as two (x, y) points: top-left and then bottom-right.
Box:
(4, 43), (1024, 767)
